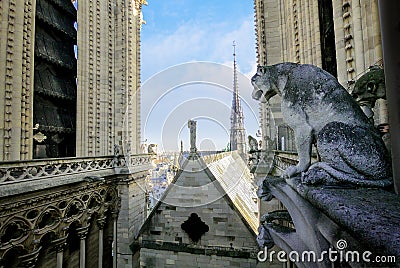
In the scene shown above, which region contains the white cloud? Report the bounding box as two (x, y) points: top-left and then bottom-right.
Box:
(141, 15), (256, 81)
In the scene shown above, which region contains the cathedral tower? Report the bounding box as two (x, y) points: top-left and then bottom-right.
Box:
(229, 42), (247, 161)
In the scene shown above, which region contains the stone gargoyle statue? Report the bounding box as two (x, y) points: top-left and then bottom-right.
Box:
(251, 63), (392, 187)
(351, 65), (386, 120)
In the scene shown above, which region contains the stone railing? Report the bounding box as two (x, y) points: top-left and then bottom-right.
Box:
(272, 150), (319, 175)
(272, 150), (299, 172)
(202, 151), (235, 165)
(0, 154), (152, 185)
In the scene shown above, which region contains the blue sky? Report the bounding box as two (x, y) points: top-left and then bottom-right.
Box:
(140, 1), (259, 152)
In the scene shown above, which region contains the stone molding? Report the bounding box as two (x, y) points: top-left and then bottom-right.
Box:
(0, 154), (152, 185)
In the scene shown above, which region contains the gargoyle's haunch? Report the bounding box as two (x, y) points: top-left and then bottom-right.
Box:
(251, 63), (392, 187)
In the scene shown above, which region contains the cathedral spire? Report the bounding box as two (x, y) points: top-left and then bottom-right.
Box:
(230, 41), (247, 161)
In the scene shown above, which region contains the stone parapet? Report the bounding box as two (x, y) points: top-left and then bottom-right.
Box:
(0, 154), (152, 197)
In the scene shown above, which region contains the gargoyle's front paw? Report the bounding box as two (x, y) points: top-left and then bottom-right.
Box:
(283, 165), (300, 178)
(301, 171), (322, 185)
(301, 167), (335, 185)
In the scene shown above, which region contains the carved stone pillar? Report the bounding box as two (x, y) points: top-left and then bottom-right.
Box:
(111, 212), (118, 268)
(53, 237), (67, 268)
(77, 226), (90, 268)
(18, 247), (41, 268)
(97, 217), (107, 268)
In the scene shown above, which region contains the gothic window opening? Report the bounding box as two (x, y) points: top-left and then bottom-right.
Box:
(181, 213), (209, 243)
(277, 125), (296, 152)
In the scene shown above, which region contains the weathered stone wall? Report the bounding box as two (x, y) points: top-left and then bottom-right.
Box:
(0, 0), (145, 159)
(76, 0), (145, 156)
(140, 248), (258, 268)
(141, 159), (257, 249)
(136, 156), (260, 267)
(117, 173), (148, 268)
(332, 0), (382, 87)
(0, 0), (36, 160)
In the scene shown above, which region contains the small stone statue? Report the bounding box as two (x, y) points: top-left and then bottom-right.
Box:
(248, 135), (260, 172)
(188, 120), (197, 153)
(248, 135), (259, 153)
(351, 66), (386, 121)
(114, 144), (120, 157)
(351, 66), (386, 110)
(251, 63), (392, 187)
(147, 144), (156, 154)
(113, 144), (120, 167)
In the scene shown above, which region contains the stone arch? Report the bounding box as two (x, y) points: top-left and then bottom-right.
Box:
(35, 206), (61, 232)
(0, 216), (31, 248)
(277, 124), (296, 152)
(0, 246), (28, 268)
(87, 192), (103, 210)
(64, 198), (85, 221)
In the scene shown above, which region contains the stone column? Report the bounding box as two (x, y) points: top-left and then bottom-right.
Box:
(18, 247), (41, 268)
(97, 217), (107, 268)
(53, 237), (67, 268)
(378, 1), (400, 194)
(111, 212), (118, 268)
(56, 249), (63, 268)
(77, 226), (90, 268)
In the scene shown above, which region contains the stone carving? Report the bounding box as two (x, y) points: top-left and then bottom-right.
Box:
(251, 63), (392, 187)
(351, 66), (391, 151)
(0, 182), (118, 264)
(147, 144), (156, 154)
(257, 225), (274, 249)
(248, 135), (260, 173)
(0, 155), (151, 184)
(351, 65), (386, 119)
(188, 120), (197, 153)
(114, 144), (120, 157)
(248, 135), (259, 152)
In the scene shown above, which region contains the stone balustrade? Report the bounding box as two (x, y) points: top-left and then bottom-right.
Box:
(0, 154), (153, 198)
(271, 150), (319, 176)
